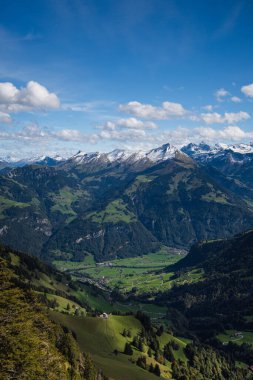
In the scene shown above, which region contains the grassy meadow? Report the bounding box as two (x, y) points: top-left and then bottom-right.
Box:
(53, 249), (204, 297)
(51, 312), (188, 380)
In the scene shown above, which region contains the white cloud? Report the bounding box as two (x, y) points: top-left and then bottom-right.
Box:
(201, 111), (250, 124)
(202, 105), (214, 111)
(194, 125), (251, 141)
(16, 124), (51, 140)
(162, 101), (187, 116)
(241, 83), (253, 98)
(224, 111), (250, 124)
(62, 103), (90, 112)
(97, 117), (158, 132)
(117, 117), (157, 129)
(0, 81), (60, 112)
(0, 124), (97, 144)
(0, 124), (51, 142)
(215, 88), (230, 101)
(0, 82), (19, 104)
(0, 111), (11, 123)
(55, 129), (84, 141)
(119, 100), (188, 119)
(215, 88), (230, 97)
(61, 100), (116, 113)
(1, 122), (253, 151)
(218, 125), (248, 139)
(201, 112), (224, 124)
(103, 121), (117, 130)
(231, 96), (242, 103)
(99, 128), (146, 141)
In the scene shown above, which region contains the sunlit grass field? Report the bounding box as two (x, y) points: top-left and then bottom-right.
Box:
(54, 249), (204, 296)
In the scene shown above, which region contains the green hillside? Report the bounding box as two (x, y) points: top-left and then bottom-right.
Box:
(1, 153), (253, 262)
(51, 313), (188, 380)
(156, 230), (253, 368)
(0, 245), (99, 380)
(0, 241), (251, 380)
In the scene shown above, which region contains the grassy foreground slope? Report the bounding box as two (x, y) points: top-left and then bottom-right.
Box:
(0, 245), (99, 380)
(51, 313), (187, 380)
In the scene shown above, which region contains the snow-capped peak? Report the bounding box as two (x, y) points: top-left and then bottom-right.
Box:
(7, 141), (253, 170)
(106, 149), (133, 162)
(182, 142), (222, 156)
(146, 143), (178, 162)
(67, 143), (179, 166)
(70, 151), (102, 164)
(227, 143), (253, 154)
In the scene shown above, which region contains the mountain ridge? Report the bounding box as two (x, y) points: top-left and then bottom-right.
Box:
(3, 141), (253, 169)
(2, 142), (253, 262)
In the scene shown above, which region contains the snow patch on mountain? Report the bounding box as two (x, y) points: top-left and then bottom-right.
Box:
(3, 141), (253, 169)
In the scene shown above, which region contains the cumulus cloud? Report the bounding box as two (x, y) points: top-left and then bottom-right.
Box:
(241, 83), (253, 98)
(201, 111), (250, 124)
(0, 81), (60, 112)
(215, 88), (230, 101)
(201, 112), (223, 124)
(231, 96), (242, 103)
(54, 129), (83, 141)
(194, 125), (251, 141)
(0, 124), (50, 142)
(118, 100), (250, 127)
(224, 111), (250, 124)
(100, 125), (253, 147)
(202, 105), (214, 111)
(1, 122), (253, 151)
(97, 117), (158, 131)
(119, 100), (188, 119)
(116, 117), (157, 129)
(0, 124), (96, 144)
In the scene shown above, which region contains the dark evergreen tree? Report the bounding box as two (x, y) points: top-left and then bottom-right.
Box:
(83, 353), (96, 380)
(124, 343), (133, 355)
(154, 364), (161, 377)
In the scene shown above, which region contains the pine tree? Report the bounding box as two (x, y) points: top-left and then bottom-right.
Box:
(124, 342), (133, 355)
(138, 340), (144, 352)
(156, 325), (164, 337)
(154, 363), (161, 377)
(132, 336), (138, 348)
(83, 353), (96, 380)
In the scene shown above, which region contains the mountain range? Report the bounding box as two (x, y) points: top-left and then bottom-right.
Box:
(2, 141), (253, 168)
(1, 141), (253, 262)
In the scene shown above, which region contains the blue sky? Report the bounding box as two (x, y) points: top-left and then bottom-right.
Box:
(1, 0), (253, 158)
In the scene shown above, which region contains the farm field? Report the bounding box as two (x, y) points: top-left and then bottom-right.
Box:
(50, 312), (188, 380)
(53, 249), (204, 296)
(68, 283), (169, 325)
(217, 330), (253, 347)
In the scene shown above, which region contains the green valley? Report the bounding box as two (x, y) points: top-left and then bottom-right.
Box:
(53, 249), (206, 297)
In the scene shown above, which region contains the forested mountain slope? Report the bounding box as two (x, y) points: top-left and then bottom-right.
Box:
(0, 245), (101, 380)
(1, 147), (253, 262)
